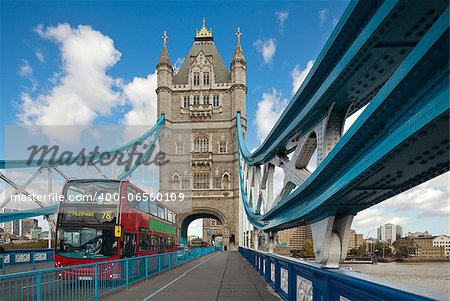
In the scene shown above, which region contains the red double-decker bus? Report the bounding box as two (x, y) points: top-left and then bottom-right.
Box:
(54, 179), (178, 268)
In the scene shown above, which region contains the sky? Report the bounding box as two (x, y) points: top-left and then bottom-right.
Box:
(1, 1), (448, 238)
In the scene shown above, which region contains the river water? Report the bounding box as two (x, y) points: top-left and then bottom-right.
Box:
(341, 262), (450, 294)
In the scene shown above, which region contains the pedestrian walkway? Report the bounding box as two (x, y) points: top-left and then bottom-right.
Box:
(101, 251), (280, 301)
(1, 261), (54, 275)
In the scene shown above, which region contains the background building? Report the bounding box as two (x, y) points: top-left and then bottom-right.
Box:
(21, 219), (38, 237)
(277, 225), (312, 251)
(202, 218), (224, 246)
(407, 231), (432, 238)
(433, 235), (450, 256)
(1, 208), (20, 236)
(347, 229), (364, 251)
(377, 223), (403, 242)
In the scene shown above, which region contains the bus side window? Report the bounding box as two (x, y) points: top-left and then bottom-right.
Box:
(139, 229), (150, 252)
(150, 202), (157, 216)
(137, 192), (149, 213)
(158, 236), (165, 252)
(126, 187), (139, 210)
(121, 233), (137, 258)
(150, 235), (158, 251)
(157, 206), (165, 219)
(166, 237), (174, 250)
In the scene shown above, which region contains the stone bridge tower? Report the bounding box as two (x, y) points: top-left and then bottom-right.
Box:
(156, 19), (246, 251)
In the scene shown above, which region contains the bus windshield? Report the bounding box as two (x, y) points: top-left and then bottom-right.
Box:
(57, 226), (117, 259)
(64, 181), (120, 204)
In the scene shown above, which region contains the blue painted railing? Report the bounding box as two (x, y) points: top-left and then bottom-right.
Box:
(239, 247), (447, 301)
(0, 247), (215, 301)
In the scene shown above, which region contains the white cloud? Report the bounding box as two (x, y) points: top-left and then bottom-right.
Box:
(275, 11), (289, 29)
(18, 23), (122, 126)
(173, 57), (184, 73)
(254, 89), (288, 143)
(122, 72), (158, 126)
(291, 60), (314, 94)
(188, 219), (203, 237)
(19, 59), (33, 77)
(254, 38), (276, 64)
(19, 59), (38, 91)
(353, 173), (449, 237)
(35, 49), (45, 63)
(319, 9), (328, 27)
(354, 208), (410, 232)
(383, 174), (449, 218)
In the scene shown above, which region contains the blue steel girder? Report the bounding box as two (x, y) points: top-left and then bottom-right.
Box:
(241, 0), (448, 164)
(259, 8), (450, 231)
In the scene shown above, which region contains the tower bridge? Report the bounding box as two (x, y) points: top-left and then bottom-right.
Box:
(0, 0), (449, 300)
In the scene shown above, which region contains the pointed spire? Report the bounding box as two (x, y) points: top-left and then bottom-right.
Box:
(157, 30), (171, 68)
(232, 27), (246, 64)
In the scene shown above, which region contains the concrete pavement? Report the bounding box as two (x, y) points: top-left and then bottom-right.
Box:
(101, 251), (280, 301)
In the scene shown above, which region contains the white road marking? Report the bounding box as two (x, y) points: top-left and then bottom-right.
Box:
(142, 253), (217, 301)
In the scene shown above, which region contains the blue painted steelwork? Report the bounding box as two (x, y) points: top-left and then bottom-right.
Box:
(240, 0), (448, 164)
(237, 4), (450, 231)
(240, 247), (447, 301)
(0, 205), (58, 223)
(0, 247), (215, 301)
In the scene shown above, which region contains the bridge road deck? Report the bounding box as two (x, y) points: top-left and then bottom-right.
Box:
(101, 251), (280, 301)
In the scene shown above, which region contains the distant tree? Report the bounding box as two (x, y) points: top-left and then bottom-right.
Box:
(394, 245), (409, 257)
(356, 244), (367, 256)
(348, 248), (358, 256)
(300, 240), (315, 258)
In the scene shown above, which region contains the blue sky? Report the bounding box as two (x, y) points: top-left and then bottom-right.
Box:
(1, 1), (448, 238)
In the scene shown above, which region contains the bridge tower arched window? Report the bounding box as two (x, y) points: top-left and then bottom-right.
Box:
(222, 172), (230, 189)
(203, 72), (210, 85)
(194, 135), (210, 153)
(193, 72), (200, 86)
(172, 173), (181, 190)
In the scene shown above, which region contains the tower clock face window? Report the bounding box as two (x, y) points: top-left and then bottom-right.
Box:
(193, 73), (200, 86)
(203, 72), (210, 85)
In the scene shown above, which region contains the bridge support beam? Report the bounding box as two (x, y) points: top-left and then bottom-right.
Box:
(252, 228), (259, 251)
(311, 215), (354, 268)
(267, 231), (276, 253)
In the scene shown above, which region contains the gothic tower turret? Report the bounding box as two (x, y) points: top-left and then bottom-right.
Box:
(156, 31), (173, 121)
(231, 27), (247, 119)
